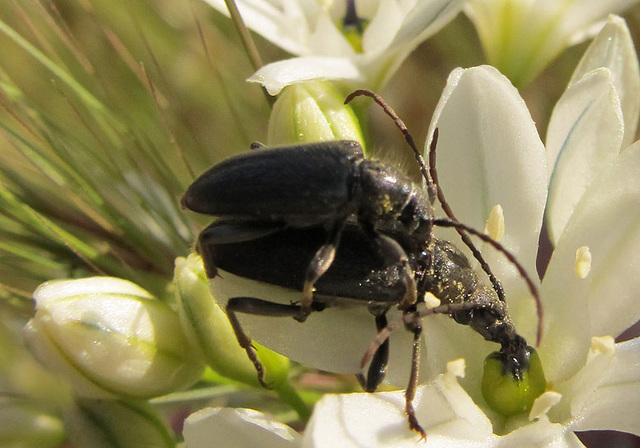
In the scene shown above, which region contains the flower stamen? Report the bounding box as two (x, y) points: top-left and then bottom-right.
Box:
(574, 246), (592, 279)
(485, 204), (505, 242)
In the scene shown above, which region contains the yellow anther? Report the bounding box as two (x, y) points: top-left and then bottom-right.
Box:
(528, 391), (562, 421)
(446, 358), (466, 379)
(590, 335), (615, 356)
(574, 246), (592, 279)
(485, 204), (505, 242)
(424, 292), (441, 309)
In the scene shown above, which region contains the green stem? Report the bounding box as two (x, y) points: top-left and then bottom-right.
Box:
(223, 0), (274, 107)
(274, 382), (311, 422)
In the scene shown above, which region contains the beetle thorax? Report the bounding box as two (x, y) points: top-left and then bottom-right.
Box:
(356, 160), (433, 236)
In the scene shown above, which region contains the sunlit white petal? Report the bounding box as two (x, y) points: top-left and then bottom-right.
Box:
(562, 0), (640, 45)
(201, 0), (311, 55)
(209, 269), (426, 388)
(428, 65), (547, 341)
(248, 57), (363, 95)
(389, 0), (466, 50)
(184, 407), (301, 448)
(303, 362), (494, 448)
(567, 338), (640, 437)
(465, 0), (640, 86)
(232, 0), (465, 91)
(545, 68), (623, 245)
(541, 140), (640, 382)
(569, 15), (640, 148)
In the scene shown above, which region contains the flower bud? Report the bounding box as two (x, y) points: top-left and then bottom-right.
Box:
(174, 254), (289, 388)
(481, 346), (547, 417)
(24, 277), (204, 399)
(267, 81), (364, 147)
(64, 398), (174, 448)
(0, 398), (65, 448)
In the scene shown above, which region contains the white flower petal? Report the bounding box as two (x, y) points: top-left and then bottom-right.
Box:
(422, 316), (496, 406)
(360, 0), (404, 54)
(24, 278), (203, 398)
(572, 142), (640, 338)
(562, 0), (640, 46)
(495, 418), (584, 448)
(569, 15), (640, 148)
(545, 68), (624, 245)
(302, 370), (493, 448)
(541, 140), (640, 381)
(248, 57), (363, 95)
(201, 0), (311, 56)
(466, 0), (640, 86)
(388, 0), (465, 51)
(569, 338), (640, 437)
(428, 66), (547, 341)
(363, 0), (465, 88)
(308, 12), (355, 57)
(209, 270), (427, 388)
(183, 408), (301, 448)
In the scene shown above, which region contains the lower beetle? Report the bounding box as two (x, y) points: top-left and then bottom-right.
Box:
(181, 90), (542, 437)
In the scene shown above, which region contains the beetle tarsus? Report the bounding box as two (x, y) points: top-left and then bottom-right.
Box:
(407, 412), (427, 441)
(403, 316), (424, 439)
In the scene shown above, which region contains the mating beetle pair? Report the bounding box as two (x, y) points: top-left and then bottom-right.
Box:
(181, 90), (542, 437)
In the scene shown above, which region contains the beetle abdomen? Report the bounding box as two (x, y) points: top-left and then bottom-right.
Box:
(198, 220), (406, 304)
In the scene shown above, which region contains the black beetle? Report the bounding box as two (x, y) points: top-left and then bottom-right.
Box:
(181, 90), (541, 437)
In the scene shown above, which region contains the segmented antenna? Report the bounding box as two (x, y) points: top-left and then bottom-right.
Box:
(345, 90), (436, 205)
(344, 89), (543, 346)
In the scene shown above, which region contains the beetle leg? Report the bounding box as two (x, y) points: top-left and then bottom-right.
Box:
(403, 311), (426, 440)
(227, 297), (325, 388)
(296, 223), (344, 322)
(357, 312), (389, 392)
(374, 233), (417, 310)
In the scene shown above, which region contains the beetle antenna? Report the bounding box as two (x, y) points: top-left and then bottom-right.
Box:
(432, 218), (543, 347)
(344, 89), (436, 205)
(345, 90), (543, 345)
(428, 134), (544, 345)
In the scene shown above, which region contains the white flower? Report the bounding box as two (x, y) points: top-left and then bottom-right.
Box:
(24, 277), (205, 399)
(465, 0), (640, 86)
(203, 0), (466, 95)
(184, 15), (640, 447)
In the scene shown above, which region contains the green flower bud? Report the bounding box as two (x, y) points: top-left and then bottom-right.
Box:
(174, 254), (289, 388)
(64, 398), (174, 448)
(0, 398), (65, 448)
(481, 347), (547, 417)
(268, 81), (364, 147)
(24, 277), (204, 399)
